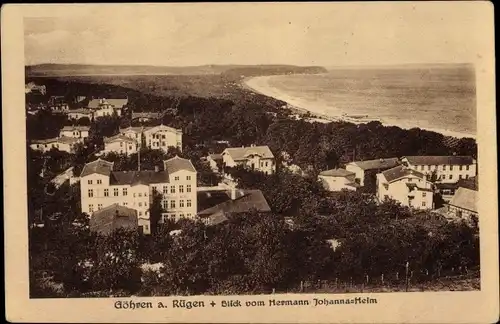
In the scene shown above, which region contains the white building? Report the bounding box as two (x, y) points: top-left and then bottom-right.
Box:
(376, 165), (434, 210)
(67, 108), (94, 120)
(59, 126), (90, 140)
(30, 136), (81, 153)
(400, 156), (477, 184)
(79, 156), (197, 234)
(221, 145), (276, 175)
(103, 134), (139, 155)
(345, 158), (400, 187)
(318, 168), (359, 192)
(119, 125), (183, 152)
(143, 125), (183, 152)
(88, 98), (128, 117)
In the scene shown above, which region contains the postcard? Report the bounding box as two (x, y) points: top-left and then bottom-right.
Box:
(3, 2), (498, 323)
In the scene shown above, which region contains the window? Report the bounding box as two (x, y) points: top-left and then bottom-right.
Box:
(174, 176), (179, 181)
(133, 193), (136, 197)
(422, 202), (426, 207)
(123, 202), (128, 206)
(98, 204), (103, 210)
(420, 165), (424, 171)
(145, 192), (148, 197)
(139, 202), (142, 207)
(459, 175), (463, 180)
(422, 192), (427, 197)
(177, 142), (182, 147)
(427, 165), (430, 170)
(170, 200), (176, 209)
(88, 189), (94, 197)
(144, 201), (148, 207)
(450, 165), (454, 171)
(449, 175), (453, 180)
(88, 180), (93, 185)
(129, 146), (132, 150)
(123, 188), (128, 196)
(187, 199), (192, 207)
(104, 189), (109, 197)
(139, 193), (142, 197)
(187, 176), (191, 181)
(179, 185), (184, 193)
(162, 142), (166, 146)
(407, 178), (412, 182)
(97, 179), (102, 184)
(180, 200), (184, 208)
(145, 224), (149, 231)
(466, 165), (470, 171)
(187, 213), (191, 218)
(162, 135), (166, 139)
(459, 165), (463, 171)
(466, 175), (469, 179)
(180, 214), (185, 218)
(266, 161), (269, 167)
(139, 211), (142, 216)
(114, 188), (119, 196)
(89, 204), (94, 212)
(186, 185), (191, 193)
(260, 162), (264, 167)
(442, 165), (446, 170)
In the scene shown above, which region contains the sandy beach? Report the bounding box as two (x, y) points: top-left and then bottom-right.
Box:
(244, 75), (476, 139)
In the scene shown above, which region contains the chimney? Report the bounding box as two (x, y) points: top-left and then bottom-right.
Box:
(154, 165), (159, 172)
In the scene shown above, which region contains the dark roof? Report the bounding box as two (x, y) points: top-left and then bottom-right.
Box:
(131, 112), (163, 119)
(61, 126), (90, 132)
(223, 145), (274, 160)
(80, 159), (114, 178)
(448, 187), (477, 213)
(164, 156), (196, 174)
(198, 189), (271, 222)
(382, 165), (425, 183)
(457, 176), (479, 191)
(110, 170), (170, 185)
(319, 168), (355, 177)
(403, 156), (475, 166)
(90, 203), (138, 235)
(349, 157), (400, 170)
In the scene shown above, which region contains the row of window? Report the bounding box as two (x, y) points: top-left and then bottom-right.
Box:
(87, 188), (148, 198)
(162, 213), (192, 221)
(88, 179), (103, 185)
(156, 184), (192, 194)
(161, 199), (192, 209)
(417, 164), (471, 171)
(88, 202), (151, 213)
(259, 161), (271, 167)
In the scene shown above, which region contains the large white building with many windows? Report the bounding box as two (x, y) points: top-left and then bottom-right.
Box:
(79, 156), (197, 234)
(119, 124), (183, 152)
(400, 156), (476, 184)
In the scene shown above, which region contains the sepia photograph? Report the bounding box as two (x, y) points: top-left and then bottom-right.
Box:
(3, 2), (498, 323)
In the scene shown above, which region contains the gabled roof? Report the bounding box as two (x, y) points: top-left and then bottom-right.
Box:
(80, 159), (114, 178)
(120, 126), (150, 133)
(402, 156), (475, 166)
(103, 134), (137, 144)
(223, 145), (274, 161)
(143, 124), (182, 134)
(90, 203), (138, 235)
(31, 136), (80, 145)
(381, 165), (425, 183)
(319, 168), (355, 177)
(164, 156), (196, 174)
(61, 126), (90, 132)
(197, 189), (271, 223)
(88, 98), (128, 109)
(449, 187), (477, 213)
(110, 170), (170, 185)
(348, 157), (400, 170)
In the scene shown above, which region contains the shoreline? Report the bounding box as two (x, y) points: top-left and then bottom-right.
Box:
(242, 75), (476, 140)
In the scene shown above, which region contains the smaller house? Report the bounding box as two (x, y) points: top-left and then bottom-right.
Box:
(197, 188), (271, 225)
(446, 187), (478, 222)
(346, 157), (400, 187)
(88, 98), (128, 117)
(30, 136), (80, 153)
(89, 203), (139, 235)
(221, 145), (276, 175)
(318, 168), (359, 192)
(103, 134), (139, 155)
(376, 165), (434, 210)
(59, 126), (90, 140)
(68, 108), (94, 120)
(206, 153), (223, 172)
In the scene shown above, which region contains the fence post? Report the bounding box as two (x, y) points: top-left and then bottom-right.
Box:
(300, 281), (304, 293)
(381, 273), (384, 285)
(335, 277), (338, 289)
(405, 262), (410, 292)
(366, 274), (369, 284)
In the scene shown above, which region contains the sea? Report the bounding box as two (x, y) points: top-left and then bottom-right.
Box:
(245, 64), (477, 138)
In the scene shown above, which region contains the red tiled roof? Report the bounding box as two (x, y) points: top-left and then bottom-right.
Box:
(403, 156), (475, 166)
(110, 170), (170, 185)
(164, 156), (196, 174)
(319, 168), (355, 177)
(348, 157), (400, 170)
(382, 165), (425, 183)
(80, 159), (114, 178)
(90, 203), (138, 235)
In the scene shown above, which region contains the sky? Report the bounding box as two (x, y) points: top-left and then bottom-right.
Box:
(24, 3), (489, 67)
